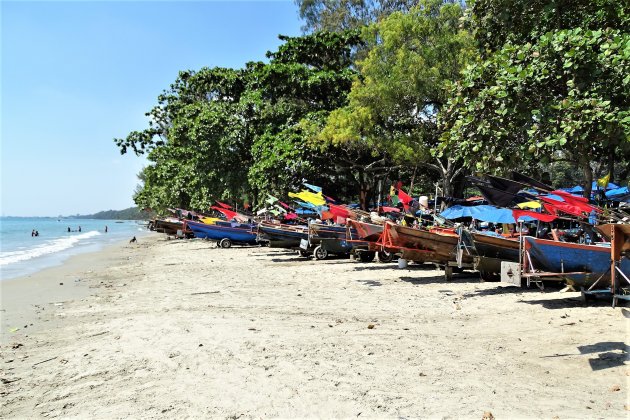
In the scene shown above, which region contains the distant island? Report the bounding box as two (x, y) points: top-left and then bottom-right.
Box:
(72, 207), (155, 220)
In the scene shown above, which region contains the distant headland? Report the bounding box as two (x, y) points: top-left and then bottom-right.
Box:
(70, 207), (154, 220)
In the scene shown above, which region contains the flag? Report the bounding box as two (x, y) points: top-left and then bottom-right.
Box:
(511, 172), (553, 191)
(539, 197), (584, 217)
(486, 174), (523, 194)
(596, 173), (610, 189)
(303, 182), (322, 193)
(512, 209), (556, 222)
(216, 201), (233, 209)
(288, 190), (326, 206)
(398, 189), (412, 205)
(550, 190), (600, 213)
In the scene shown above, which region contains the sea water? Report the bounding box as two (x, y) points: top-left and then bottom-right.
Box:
(0, 217), (148, 280)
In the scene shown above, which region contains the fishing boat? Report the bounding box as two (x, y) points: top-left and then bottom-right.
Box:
(382, 221), (474, 266)
(523, 236), (630, 288)
(257, 221), (309, 250)
(186, 220), (258, 248)
(345, 219), (394, 262)
(461, 230), (520, 281)
(151, 218), (193, 238)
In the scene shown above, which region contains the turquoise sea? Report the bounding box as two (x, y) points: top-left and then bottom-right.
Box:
(0, 217), (148, 280)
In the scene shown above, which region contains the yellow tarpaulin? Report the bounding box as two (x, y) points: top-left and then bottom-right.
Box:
(288, 190), (326, 206)
(516, 201), (542, 209)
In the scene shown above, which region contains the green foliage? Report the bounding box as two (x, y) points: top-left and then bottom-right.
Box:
(471, 0), (630, 55)
(295, 0), (418, 32)
(317, 0), (476, 198)
(116, 31), (361, 211)
(439, 28), (630, 181)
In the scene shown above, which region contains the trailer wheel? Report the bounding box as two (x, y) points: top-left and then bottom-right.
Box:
(298, 250), (310, 257)
(358, 251), (376, 263)
(314, 246), (328, 260)
(219, 238), (232, 249)
(377, 251), (394, 263)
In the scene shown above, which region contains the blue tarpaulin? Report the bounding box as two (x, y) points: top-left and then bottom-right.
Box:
(605, 186), (630, 202)
(440, 205), (536, 223)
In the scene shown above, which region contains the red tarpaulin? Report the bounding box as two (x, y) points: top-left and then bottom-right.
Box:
(539, 197), (585, 217)
(329, 204), (353, 219)
(550, 190), (600, 213)
(321, 211), (334, 220)
(380, 206), (400, 213)
(211, 206), (237, 219)
(284, 213), (298, 220)
(512, 209), (557, 222)
(278, 201), (291, 209)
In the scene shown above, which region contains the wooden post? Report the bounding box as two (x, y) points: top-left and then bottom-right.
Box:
(444, 265), (453, 281)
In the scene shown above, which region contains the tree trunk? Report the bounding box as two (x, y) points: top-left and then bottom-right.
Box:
(358, 170), (371, 211)
(582, 159), (593, 199)
(607, 144), (615, 184)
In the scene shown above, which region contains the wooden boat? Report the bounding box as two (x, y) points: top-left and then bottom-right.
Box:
(461, 230), (520, 280)
(345, 219), (395, 262)
(523, 236), (630, 288)
(186, 220), (258, 248)
(382, 221), (474, 266)
(151, 218), (193, 238)
(257, 221), (309, 249)
(346, 219), (383, 242)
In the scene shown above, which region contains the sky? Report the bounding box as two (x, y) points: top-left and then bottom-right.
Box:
(1, 0), (303, 217)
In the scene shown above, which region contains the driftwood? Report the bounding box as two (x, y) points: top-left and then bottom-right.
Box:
(32, 356), (57, 367)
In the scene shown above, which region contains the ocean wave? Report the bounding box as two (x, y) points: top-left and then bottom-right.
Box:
(0, 230), (101, 266)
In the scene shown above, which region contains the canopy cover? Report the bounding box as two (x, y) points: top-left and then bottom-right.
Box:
(440, 205), (538, 223)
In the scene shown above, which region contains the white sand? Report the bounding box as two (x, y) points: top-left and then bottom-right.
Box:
(1, 234), (628, 418)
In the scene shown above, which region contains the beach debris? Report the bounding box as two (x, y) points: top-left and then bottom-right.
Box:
(198, 344), (203, 347)
(419, 372), (426, 376)
(190, 291), (220, 295)
(11, 343), (23, 349)
(367, 324), (375, 329)
(610, 384), (621, 392)
(482, 411), (494, 420)
(59, 282), (63, 285)
(32, 356), (58, 367)
(9, 327), (20, 333)
(1, 377), (20, 384)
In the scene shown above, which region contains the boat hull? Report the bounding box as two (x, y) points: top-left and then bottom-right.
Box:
(187, 220), (258, 244)
(384, 222), (473, 265)
(524, 237), (630, 287)
(258, 223), (308, 249)
(462, 230), (520, 280)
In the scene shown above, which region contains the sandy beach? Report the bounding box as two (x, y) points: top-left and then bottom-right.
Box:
(1, 233), (628, 418)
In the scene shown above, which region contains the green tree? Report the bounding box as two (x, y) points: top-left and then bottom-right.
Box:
(317, 0), (476, 203)
(295, 0), (418, 32)
(439, 27), (630, 197)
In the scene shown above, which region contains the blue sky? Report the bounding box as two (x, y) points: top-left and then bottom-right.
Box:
(1, 1), (302, 216)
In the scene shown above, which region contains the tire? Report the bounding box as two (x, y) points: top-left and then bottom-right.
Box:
(298, 249), (310, 257)
(314, 246), (328, 260)
(219, 238), (232, 249)
(358, 251), (376, 263)
(377, 251), (394, 263)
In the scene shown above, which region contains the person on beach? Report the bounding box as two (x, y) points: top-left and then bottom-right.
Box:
(105, 225), (108, 233)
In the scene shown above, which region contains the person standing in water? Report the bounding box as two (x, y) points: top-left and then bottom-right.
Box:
(78, 226), (81, 232)
(105, 225), (108, 233)
(68, 227), (71, 232)
(32, 229), (35, 237)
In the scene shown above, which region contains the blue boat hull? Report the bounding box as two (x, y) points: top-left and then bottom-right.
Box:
(258, 225), (308, 249)
(187, 221), (258, 245)
(524, 237), (630, 287)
